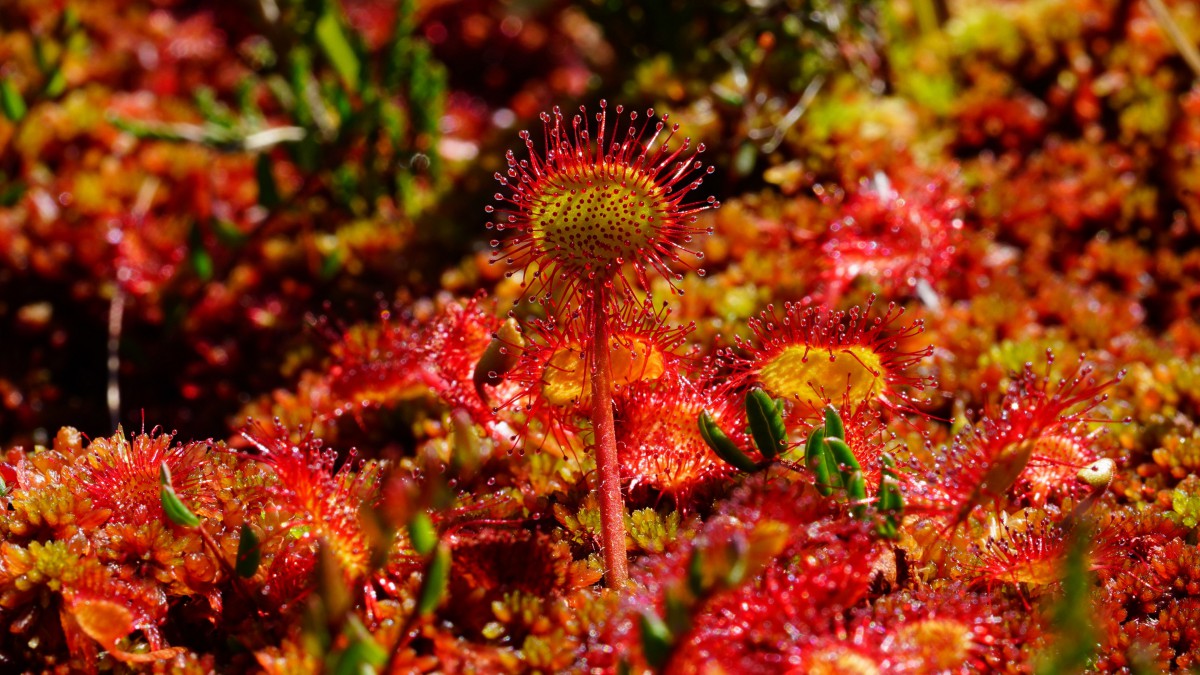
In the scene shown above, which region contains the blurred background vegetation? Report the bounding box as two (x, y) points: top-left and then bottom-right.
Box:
(1, 0), (1198, 449)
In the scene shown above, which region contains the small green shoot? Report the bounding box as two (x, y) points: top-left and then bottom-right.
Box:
(235, 523), (262, 578)
(160, 463), (201, 527)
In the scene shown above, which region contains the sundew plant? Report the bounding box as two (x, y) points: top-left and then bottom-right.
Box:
(2, 1), (1200, 673)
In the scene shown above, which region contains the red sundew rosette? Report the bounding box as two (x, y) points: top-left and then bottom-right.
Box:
(76, 427), (218, 526)
(814, 171), (969, 307)
(321, 295), (508, 434)
(240, 422), (380, 586)
(861, 581), (1038, 672)
(965, 511), (1070, 591)
(486, 100), (719, 587)
(904, 354), (1126, 552)
(721, 294), (937, 423)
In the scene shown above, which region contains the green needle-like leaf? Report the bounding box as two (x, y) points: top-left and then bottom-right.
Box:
(746, 388), (787, 460)
(407, 511), (438, 556)
(824, 437), (862, 473)
(804, 425), (836, 496)
(1, 80), (27, 122)
(823, 405), (845, 441)
(416, 541), (450, 616)
(846, 471), (868, 518)
(256, 153), (280, 209)
(235, 523), (262, 578)
(699, 411), (759, 472)
(878, 453), (904, 513)
(331, 616), (387, 675)
(159, 463), (201, 528)
(315, 10), (361, 92)
(639, 611), (674, 668)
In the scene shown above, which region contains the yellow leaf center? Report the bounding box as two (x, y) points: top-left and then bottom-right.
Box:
(541, 336), (666, 406)
(758, 345), (884, 409)
(533, 169), (663, 274)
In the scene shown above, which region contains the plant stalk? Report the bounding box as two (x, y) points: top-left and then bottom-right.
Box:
(589, 302), (629, 588)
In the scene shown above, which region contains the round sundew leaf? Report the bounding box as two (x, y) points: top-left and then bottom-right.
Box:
(540, 344), (588, 406)
(758, 345), (885, 411)
(71, 598), (135, 648)
(533, 173), (665, 276)
(488, 101), (718, 306)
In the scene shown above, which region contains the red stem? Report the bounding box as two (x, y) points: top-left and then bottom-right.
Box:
(589, 301), (629, 587)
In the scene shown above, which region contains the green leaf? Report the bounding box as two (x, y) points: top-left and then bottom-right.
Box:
(823, 405), (845, 441)
(846, 471), (867, 518)
(407, 512), (437, 556)
(699, 411), (759, 472)
(43, 68), (66, 98)
(1034, 525), (1096, 674)
(804, 425), (836, 496)
(255, 153), (280, 209)
(663, 588), (691, 637)
(188, 223), (213, 281)
(417, 541), (450, 616)
(319, 249), (343, 281)
(211, 219), (248, 247)
(804, 425), (825, 465)
(746, 389), (787, 460)
(877, 453), (904, 514)
(61, 7), (80, 32)
(331, 616), (387, 675)
(824, 437), (862, 473)
(0, 179), (26, 207)
(1, 80), (27, 122)
(235, 523), (261, 578)
(638, 611), (674, 668)
(686, 549), (706, 596)
(315, 10), (361, 92)
(159, 463), (201, 527)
